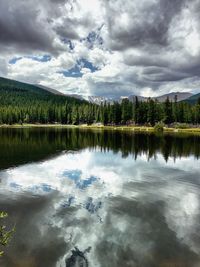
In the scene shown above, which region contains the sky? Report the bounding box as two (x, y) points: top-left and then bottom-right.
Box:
(0, 0), (200, 97)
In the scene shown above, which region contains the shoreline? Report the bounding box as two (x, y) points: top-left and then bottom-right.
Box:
(0, 124), (200, 135)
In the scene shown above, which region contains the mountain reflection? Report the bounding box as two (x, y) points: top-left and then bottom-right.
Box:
(0, 128), (200, 267)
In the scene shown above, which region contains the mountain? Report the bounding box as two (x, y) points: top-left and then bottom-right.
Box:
(0, 77), (52, 96)
(35, 84), (86, 101)
(87, 96), (116, 104)
(31, 82), (195, 104)
(85, 92), (193, 105)
(34, 84), (64, 96)
(128, 92), (193, 103)
(0, 77), (88, 124)
(128, 95), (146, 102)
(0, 77), (86, 107)
(153, 92), (193, 102)
(67, 94), (85, 101)
(0, 77), (199, 125)
(183, 93), (200, 104)
(1, 77), (196, 106)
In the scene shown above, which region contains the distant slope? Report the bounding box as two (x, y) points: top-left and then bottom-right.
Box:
(0, 76), (87, 107)
(0, 77), (197, 106)
(126, 92), (193, 103)
(34, 84), (64, 96)
(128, 95), (146, 102)
(87, 96), (112, 104)
(183, 93), (200, 104)
(0, 77), (89, 124)
(85, 92), (194, 104)
(66, 93), (85, 100)
(35, 84), (85, 101)
(154, 92), (193, 102)
(0, 77), (51, 96)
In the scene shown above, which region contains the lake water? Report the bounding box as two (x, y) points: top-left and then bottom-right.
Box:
(0, 128), (200, 267)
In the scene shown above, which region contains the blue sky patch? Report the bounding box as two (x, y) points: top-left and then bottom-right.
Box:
(86, 31), (103, 48)
(79, 58), (98, 72)
(9, 54), (51, 64)
(80, 26), (104, 49)
(9, 182), (21, 190)
(29, 55), (51, 62)
(61, 65), (83, 78)
(62, 169), (98, 189)
(61, 38), (75, 50)
(61, 58), (98, 78)
(9, 57), (23, 64)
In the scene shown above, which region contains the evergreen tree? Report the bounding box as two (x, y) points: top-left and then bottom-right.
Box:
(164, 97), (173, 124)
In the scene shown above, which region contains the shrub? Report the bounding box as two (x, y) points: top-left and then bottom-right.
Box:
(174, 123), (190, 129)
(154, 122), (165, 132)
(0, 212), (15, 257)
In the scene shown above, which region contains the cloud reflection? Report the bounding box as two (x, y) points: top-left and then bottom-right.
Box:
(0, 149), (200, 266)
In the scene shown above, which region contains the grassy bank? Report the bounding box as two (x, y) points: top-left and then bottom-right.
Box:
(80, 125), (200, 135)
(1, 123), (200, 135)
(0, 123), (76, 128)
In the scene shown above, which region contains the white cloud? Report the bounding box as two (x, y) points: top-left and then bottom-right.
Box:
(2, 0), (200, 96)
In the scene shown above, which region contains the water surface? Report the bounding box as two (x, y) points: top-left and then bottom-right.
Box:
(0, 128), (200, 267)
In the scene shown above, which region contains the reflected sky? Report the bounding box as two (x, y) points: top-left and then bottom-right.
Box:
(0, 147), (200, 267)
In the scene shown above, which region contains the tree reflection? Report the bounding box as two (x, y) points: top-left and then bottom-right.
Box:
(0, 128), (199, 170)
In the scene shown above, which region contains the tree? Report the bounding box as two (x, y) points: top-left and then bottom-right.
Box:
(133, 96), (140, 124)
(164, 97), (173, 124)
(0, 82), (200, 126)
(173, 94), (178, 122)
(147, 98), (156, 125)
(121, 98), (132, 124)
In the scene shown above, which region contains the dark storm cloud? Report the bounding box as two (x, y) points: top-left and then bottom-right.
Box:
(0, 0), (99, 55)
(0, 0), (57, 54)
(141, 67), (191, 82)
(122, 49), (200, 87)
(54, 24), (80, 40)
(97, 0), (200, 92)
(0, 0), (88, 55)
(54, 16), (93, 40)
(104, 0), (187, 50)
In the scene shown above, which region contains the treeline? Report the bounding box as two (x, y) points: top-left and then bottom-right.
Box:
(0, 89), (200, 125)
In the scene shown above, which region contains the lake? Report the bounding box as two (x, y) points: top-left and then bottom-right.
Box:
(0, 128), (200, 267)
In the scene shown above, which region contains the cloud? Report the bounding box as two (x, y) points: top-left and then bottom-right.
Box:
(0, 0), (58, 54)
(1, 148), (200, 266)
(1, 0), (200, 96)
(0, 57), (8, 76)
(103, 0), (185, 50)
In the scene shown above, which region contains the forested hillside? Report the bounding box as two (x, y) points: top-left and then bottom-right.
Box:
(0, 77), (200, 125)
(0, 77), (91, 124)
(183, 93), (200, 105)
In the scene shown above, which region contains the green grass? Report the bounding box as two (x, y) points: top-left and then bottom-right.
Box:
(1, 124), (200, 135)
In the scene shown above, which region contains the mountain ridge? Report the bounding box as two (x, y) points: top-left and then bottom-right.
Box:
(34, 83), (193, 104)
(0, 77), (87, 104)
(183, 93), (200, 104)
(85, 92), (194, 104)
(0, 77), (199, 105)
